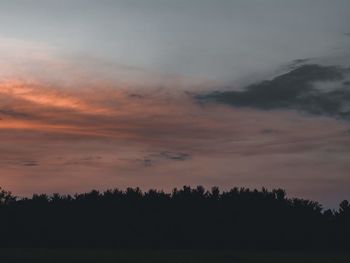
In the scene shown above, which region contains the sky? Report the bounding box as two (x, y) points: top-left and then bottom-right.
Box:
(0, 0), (350, 207)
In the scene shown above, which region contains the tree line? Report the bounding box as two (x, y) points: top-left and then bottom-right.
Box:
(0, 186), (349, 249)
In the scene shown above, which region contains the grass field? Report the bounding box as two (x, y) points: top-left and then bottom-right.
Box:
(0, 249), (349, 263)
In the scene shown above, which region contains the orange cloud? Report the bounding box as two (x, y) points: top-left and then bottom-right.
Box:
(0, 79), (113, 113)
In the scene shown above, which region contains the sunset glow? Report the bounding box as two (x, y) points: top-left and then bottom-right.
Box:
(0, 0), (350, 209)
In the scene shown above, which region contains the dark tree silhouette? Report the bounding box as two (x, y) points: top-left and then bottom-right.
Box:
(0, 187), (15, 205)
(339, 200), (350, 216)
(0, 186), (348, 249)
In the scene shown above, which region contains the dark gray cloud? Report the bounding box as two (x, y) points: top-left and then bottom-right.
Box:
(0, 109), (30, 118)
(160, 151), (190, 161)
(199, 64), (350, 119)
(140, 151), (191, 167)
(21, 160), (38, 167)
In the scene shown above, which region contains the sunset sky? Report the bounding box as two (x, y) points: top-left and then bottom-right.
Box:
(1, 0), (350, 207)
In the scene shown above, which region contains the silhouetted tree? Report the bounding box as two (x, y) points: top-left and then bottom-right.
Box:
(338, 200), (350, 217)
(0, 186), (348, 249)
(0, 187), (15, 205)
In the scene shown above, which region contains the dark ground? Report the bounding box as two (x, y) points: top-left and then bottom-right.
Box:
(0, 249), (349, 263)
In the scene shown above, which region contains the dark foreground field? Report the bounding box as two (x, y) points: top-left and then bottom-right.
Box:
(0, 249), (350, 263)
